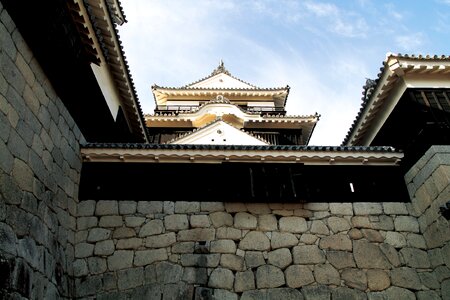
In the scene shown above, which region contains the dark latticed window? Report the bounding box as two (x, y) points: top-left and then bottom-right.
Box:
(411, 90), (450, 128)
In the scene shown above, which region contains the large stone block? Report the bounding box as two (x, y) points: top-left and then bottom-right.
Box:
(400, 247), (430, 268)
(99, 216), (123, 228)
(246, 203), (271, 214)
(271, 232), (298, 249)
(285, 265), (314, 288)
(113, 227), (136, 239)
(87, 257), (107, 275)
(183, 267), (207, 284)
(180, 254), (220, 267)
(174, 201), (199, 213)
(379, 243), (401, 267)
(353, 202), (382, 215)
(177, 228), (215, 241)
(155, 261), (183, 284)
(137, 201), (163, 214)
(75, 242), (94, 258)
(117, 267), (144, 290)
(326, 250), (355, 269)
(172, 242), (194, 254)
(190, 215), (210, 228)
(210, 240), (236, 254)
(164, 214), (189, 231)
(134, 249), (167, 267)
(200, 202), (224, 212)
(353, 240), (390, 269)
(279, 216), (307, 233)
(125, 216), (145, 227)
(107, 250), (134, 271)
(239, 231), (270, 251)
(145, 232), (176, 248)
(256, 265), (285, 288)
(267, 248), (292, 269)
(87, 228), (111, 242)
(390, 267), (421, 290)
(384, 231), (407, 248)
(208, 268), (234, 290)
(329, 203), (353, 215)
(78, 200), (96, 216)
(95, 200), (118, 216)
(210, 212), (233, 228)
(234, 270), (255, 292)
(385, 286), (416, 300)
(319, 234), (352, 251)
(234, 212), (257, 229)
(301, 285), (330, 300)
(383, 202), (408, 215)
(0, 222), (17, 255)
(342, 269), (367, 291)
(394, 216), (419, 233)
(116, 238), (142, 250)
(310, 220), (329, 235)
(139, 219), (164, 237)
(258, 214), (277, 231)
(314, 264), (340, 285)
(330, 287), (366, 300)
(94, 240), (115, 256)
(220, 253), (245, 271)
(367, 269), (390, 291)
(244, 251), (265, 268)
(293, 245), (325, 264)
(216, 227), (241, 240)
(119, 201), (136, 215)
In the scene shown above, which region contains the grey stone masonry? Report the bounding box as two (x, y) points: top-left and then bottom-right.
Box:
(1, 6), (84, 299)
(68, 148), (450, 298)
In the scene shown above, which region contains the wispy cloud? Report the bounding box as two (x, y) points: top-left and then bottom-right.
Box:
(303, 1), (368, 38)
(395, 33), (425, 51)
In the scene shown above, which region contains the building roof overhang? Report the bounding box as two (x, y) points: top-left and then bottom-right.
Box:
(75, 0), (148, 142)
(81, 143), (403, 165)
(343, 54), (450, 146)
(152, 86), (290, 107)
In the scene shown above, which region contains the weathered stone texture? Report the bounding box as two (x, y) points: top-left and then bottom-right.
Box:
(279, 216), (307, 233)
(353, 240), (391, 269)
(271, 232), (298, 249)
(326, 250), (356, 269)
(208, 268), (234, 290)
(267, 248), (292, 269)
(319, 234), (352, 251)
(293, 245), (326, 264)
(256, 265), (285, 288)
(314, 264), (340, 285)
(285, 265), (314, 288)
(164, 214), (189, 231)
(234, 270), (255, 292)
(239, 231), (270, 251)
(342, 268), (367, 290)
(234, 212), (257, 229)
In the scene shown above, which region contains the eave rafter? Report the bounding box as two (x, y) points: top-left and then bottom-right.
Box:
(81, 145), (403, 166)
(343, 54), (450, 146)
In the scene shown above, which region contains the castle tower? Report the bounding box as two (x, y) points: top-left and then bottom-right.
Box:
(145, 62), (319, 145)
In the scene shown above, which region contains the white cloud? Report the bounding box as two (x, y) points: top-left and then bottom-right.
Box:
(395, 33), (425, 51)
(303, 1), (368, 38)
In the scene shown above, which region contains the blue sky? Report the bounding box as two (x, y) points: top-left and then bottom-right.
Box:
(118, 0), (450, 145)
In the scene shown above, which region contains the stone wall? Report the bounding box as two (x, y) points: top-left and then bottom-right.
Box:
(0, 3), (84, 299)
(74, 174), (450, 300)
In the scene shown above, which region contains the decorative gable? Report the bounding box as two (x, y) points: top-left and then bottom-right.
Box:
(188, 73), (256, 89)
(171, 120), (268, 145)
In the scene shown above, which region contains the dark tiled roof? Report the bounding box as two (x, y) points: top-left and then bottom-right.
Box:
(342, 53), (450, 146)
(82, 143), (398, 152)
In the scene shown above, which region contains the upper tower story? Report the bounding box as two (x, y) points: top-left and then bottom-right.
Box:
(146, 62), (319, 145)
